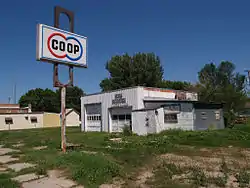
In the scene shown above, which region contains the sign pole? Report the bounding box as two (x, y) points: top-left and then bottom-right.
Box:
(36, 6), (87, 153)
(53, 6), (75, 153)
(61, 86), (66, 153)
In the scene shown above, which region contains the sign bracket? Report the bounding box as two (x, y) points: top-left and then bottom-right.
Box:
(53, 6), (74, 87)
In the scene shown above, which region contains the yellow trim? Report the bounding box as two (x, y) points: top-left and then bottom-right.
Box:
(43, 113), (60, 127)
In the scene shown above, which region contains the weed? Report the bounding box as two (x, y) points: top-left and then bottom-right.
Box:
(0, 174), (19, 188)
(190, 167), (208, 187)
(210, 175), (228, 187)
(221, 160), (229, 174)
(122, 124), (132, 136)
(236, 171), (250, 187)
(2, 125), (250, 187)
(208, 124), (216, 130)
(35, 166), (47, 176)
(163, 163), (182, 177)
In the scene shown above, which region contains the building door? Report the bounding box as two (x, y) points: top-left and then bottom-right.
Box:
(85, 104), (102, 132)
(86, 114), (101, 131)
(110, 107), (132, 132)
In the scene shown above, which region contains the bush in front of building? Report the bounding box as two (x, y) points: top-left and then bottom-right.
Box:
(122, 124), (132, 136)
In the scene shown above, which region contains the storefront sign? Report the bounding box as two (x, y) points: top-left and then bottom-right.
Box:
(112, 94), (127, 106)
(36, 24), (87, 67)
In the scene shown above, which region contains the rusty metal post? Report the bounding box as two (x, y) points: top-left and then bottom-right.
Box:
(53, 6), (75, 153)
(61, 87), (66, 153)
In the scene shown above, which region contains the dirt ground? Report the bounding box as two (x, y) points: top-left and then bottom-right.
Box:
(104, 146), (250, 188)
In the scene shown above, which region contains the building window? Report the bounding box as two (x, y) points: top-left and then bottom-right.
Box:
(164, 114), (178, 123)
(215, 111), (220, 120)
(119, 115), (125, 120)
(112, 115), (118, 120)
(125, 114), (131, 120)
(31, 117), (38, 123)
(5, 117), (13, 124)
(87, 115), (101, 121)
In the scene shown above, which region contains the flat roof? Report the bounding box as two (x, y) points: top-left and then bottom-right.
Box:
(132, 101), (223, 112)
(82, 86), (197, 97)
(0, 112), (44, 115)
(0, 112), (60, 115)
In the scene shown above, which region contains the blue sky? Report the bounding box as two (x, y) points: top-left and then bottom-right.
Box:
(1, 0), (250, 103)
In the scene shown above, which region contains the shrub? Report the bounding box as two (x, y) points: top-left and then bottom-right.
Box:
(208, 124), (216, 130)
(236, 171), (250, 187)
(122, 124), (132, 136)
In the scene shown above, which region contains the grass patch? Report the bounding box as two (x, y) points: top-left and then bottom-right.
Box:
(0, 174), (19, 188)
(1, 125), (250, 187)
(236, 171), (250, 187)
(34, 165), (47, 176)
(55, 152), (122, 187)
(146, 162), (187, 188)
(20, 148), (122, 187)
(209, 175), (228, 187)
(190, 167), (208, 187)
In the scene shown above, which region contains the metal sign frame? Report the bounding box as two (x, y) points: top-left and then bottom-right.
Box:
(37, 6), (85, 153)
(54, 6), (76, 153)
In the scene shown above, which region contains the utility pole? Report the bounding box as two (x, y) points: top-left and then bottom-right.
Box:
(13, 83), (16, 104)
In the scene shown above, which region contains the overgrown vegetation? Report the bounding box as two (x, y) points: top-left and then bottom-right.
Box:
(0, 174), (19, 188)
(210, 175), (228, 187)
(1, 125), (250, 187)
(122, 124), (132, 136)
(190, 167), (208, 187)
(236, 171), (250, 187)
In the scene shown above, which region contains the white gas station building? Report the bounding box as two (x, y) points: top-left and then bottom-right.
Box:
(81, 86), (224, 135)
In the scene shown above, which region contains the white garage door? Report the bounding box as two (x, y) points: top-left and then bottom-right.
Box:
(85, 104), (102, 132)
(111, 107), (132, 132)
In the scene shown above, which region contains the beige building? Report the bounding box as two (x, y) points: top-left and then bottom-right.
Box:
(66, 108), (80, 127)
(0, 112), (60, 131)
(0, 104), (80, 131)
(0, 104), (61, 131)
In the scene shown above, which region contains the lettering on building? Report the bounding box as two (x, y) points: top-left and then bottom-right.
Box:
(112, 94), (127, 106)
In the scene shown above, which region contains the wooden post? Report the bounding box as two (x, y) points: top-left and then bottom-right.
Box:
(61, 87), (66, 153)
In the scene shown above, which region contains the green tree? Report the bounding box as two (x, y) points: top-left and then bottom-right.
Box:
(160, 80), (193, 91)
(198, 61), (247, 127)
(19, 88), (59, 112)
(100, 53), (164, 91)
(56, 86), (84, 113)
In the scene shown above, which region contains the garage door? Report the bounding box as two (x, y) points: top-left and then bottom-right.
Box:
(110, 107), (132, 132)
(85, 104), (102, 132)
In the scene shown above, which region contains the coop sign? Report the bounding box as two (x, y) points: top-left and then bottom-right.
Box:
(112, 94), (127, 106)
(36, 24), (87, 67)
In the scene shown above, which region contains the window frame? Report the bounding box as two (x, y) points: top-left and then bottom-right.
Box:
(5, 117), (13, 125)
(164, 113), (178, 124)
(30, 117), (38, 123)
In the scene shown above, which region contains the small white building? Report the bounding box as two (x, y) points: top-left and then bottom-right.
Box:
(66, 108), (80, 127)
(81, 86), (223, 135)
(81, 86), (224, 135)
